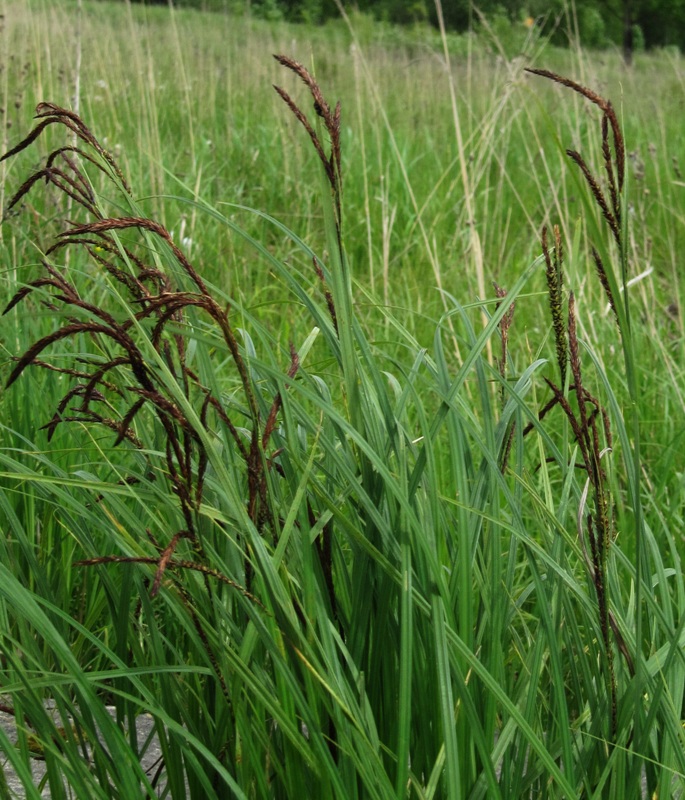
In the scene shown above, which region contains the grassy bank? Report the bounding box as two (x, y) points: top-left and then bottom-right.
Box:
(0, 1), (684, 797)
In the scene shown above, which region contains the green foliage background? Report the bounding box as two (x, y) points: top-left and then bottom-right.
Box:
(118, 0), (685, 52)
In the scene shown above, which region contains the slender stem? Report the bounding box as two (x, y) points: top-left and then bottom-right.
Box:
(619, 177), (647, 777)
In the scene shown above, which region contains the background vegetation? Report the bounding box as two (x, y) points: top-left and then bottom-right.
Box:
(0, 0), (684, 797)
(118, 0), (685, 56)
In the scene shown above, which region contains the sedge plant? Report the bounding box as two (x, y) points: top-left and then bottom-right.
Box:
(0, 54), (683, 800)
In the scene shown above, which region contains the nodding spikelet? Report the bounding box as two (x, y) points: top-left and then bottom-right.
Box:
(273, 56), (344, 349)
(602, 115), (620, 228)
(60, 217), (212, 295)
(527, 68), (626, 279)
(1, 103), (131, 196)
(525, 68), (624, 193)
(566, 293), (594, 475)
(565, 149), (621, 248)
(542, 225), (568, 386)
(567, 294), (587, 422)
(591, 246), (619, 323)
(273, 54), (342, 229)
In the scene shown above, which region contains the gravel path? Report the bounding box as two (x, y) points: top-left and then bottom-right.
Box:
(0, 705), (165, 798)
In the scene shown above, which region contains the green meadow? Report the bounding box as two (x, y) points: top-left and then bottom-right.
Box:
(1, 0), (684, 797)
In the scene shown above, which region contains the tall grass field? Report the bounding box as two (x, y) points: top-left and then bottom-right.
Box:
(1, 0), (684, 797)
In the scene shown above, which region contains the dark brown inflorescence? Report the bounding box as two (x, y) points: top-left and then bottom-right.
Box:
(1, 101), (307, 698)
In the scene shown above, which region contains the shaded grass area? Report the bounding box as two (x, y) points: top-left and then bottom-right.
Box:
(0, 1), (684, 798)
